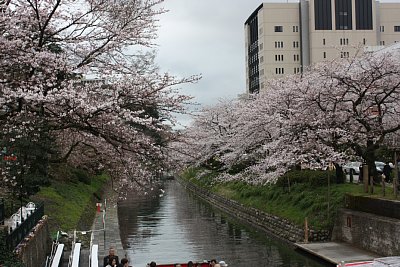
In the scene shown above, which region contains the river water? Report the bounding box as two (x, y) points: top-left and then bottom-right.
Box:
(118, 180), (327, 267)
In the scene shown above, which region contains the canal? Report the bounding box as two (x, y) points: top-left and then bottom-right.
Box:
(118, 180), (328, 267)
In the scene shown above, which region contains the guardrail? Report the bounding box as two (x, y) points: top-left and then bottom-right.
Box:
(6, 203), (44, 250)
(90, 244), (99, 267)
(71, 242), (81, 267)
(50, 243), (64, 267)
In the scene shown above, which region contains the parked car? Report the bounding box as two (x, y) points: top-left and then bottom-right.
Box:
(374, 161), (386, 174)
(343, 161), (387, 175)
(342, 161), (362, 175)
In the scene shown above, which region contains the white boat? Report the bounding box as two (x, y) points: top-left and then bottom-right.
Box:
(337, 257), (400, 267)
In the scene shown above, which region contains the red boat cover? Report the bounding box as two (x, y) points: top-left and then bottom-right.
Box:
(154, 263), (210, 267)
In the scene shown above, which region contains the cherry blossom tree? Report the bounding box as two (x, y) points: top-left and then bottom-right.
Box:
(178, 44), (400, 185)
(290, 47), (400, 178)
(0, 0), (198, 194)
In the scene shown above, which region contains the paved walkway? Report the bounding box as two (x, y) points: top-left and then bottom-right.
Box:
(91, 187), (126, 264)
(295, 242), (380, 265)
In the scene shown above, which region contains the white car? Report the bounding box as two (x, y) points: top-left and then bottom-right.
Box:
(342, 162), (362, 175)
(374, 161), (386, 174)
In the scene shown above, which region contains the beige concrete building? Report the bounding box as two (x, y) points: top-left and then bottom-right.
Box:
(245, 0), (400, 94)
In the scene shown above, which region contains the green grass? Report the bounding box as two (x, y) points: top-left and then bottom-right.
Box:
(180, 167), (396, 230)
(30, 172), (109, 234)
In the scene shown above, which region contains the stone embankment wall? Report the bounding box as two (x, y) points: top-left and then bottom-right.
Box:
(14, 215), (52, 267)
(179, 179), (330, 244)
(332, 195), (400, 256)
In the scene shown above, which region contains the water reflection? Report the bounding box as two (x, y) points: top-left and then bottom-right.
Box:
(118, 181), (326, 267)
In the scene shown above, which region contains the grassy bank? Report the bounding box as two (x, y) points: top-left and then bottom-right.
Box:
(181, 167), (393, 230)
(30, 166), (109, 235)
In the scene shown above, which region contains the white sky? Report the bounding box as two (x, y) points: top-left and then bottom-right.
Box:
(154, 0), (265, 127)
(153, 0), (399, 127)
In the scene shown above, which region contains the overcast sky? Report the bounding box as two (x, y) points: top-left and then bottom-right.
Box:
(153, 0), (400, 127)
(154, 0), (265, 127)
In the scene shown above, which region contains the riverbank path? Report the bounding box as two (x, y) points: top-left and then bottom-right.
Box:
(91, 187), (127, 264)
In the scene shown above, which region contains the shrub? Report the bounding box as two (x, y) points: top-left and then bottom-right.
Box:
(72, 168), (91, 185)
(0, 230), (24, 267)
(277, 169), (335, 188)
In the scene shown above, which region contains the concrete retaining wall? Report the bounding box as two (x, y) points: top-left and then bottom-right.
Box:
(15, 215), (52, 267)
(180, 179), (330, 243)
(345, 194), (400, 219)
(332, 208), (400, 256)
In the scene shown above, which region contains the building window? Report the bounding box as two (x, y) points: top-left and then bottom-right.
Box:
(260, 69), (264, 76)
(336, 0), (352, 30)
(275, 55), (284, 61)
(380, 41), (385, 45)
(340, 38), (349, 45)
(274, 26), (283, 32)
(259, 27), (263, 35)
(356, 0), (373, 30)
(323, 38), (326, 45)
(315, 0), (332, 30)
(293, 41), (299, 48)
(380, 25), (385, 32)
(395, 26), (400, 32)
(363, 38), (366, 45)
(260, 56), (264, 63)
(323, 51), (326, 58)
(275, 41), (284, 48)
(340, 51), (350, 58)
(294, 54), (300, 61)
(275, 68), (284, 74)
(259, 43), (264, 50)
(293, 25), (299, 32)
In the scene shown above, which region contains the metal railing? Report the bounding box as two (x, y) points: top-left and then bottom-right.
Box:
(5, 203), (44, 250)
(45, 231), (62, 267)
(50, 243), (64, 267)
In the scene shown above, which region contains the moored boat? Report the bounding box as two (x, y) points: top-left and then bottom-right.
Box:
(148, 260), (228, 267)
(337, 257), (400, 266)
(152, 263), (209, 267)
